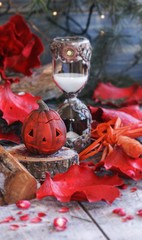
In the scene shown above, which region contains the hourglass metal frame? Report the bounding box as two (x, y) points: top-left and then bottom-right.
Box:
(50, 36), (92, 153)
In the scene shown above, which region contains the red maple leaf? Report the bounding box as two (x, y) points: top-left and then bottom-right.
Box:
(0, 82), (40, 125)
(89, 106), (141, 126)
(93, 82), (142, 106)
(97, 146), (142, 181)
(36, 164), (123, 203)
(125, 85), (142, 105)
(0, 129), (20, 143)
(93, 82), (136, 102)
(119, 105), (142, 120)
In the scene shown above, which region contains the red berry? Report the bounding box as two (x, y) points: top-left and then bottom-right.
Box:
(53, 217), (68, 231)
(112, 208), (126, 216)
(136, 209), (142, 216)
(16, 200), (31, 209)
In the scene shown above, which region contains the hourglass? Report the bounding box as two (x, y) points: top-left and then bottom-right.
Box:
(50, 36), (92, 153)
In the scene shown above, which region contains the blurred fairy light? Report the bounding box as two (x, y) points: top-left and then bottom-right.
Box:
(52, 11), (58, 16)
(100, 30), (105, 36)
(0, 2), (2, 7)
(100, 14), (105, 19)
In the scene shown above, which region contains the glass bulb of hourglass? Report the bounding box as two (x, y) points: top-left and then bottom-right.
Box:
(53, 73), (88, 93)
(50, 36), (92, 153)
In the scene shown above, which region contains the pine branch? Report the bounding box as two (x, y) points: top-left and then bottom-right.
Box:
(91, 27), (130, 77)
(3, 0), (142, 87)
(120, 42), (142, 74)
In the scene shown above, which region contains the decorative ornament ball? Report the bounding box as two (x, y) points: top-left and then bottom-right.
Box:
(22, 100), (66, 155)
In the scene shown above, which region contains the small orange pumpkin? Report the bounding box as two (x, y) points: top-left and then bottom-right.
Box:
(22, 100), (66, 155)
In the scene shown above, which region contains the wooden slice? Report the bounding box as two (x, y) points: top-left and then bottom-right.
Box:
(8, 144), (79, 181)
(0, 145), (37, 205)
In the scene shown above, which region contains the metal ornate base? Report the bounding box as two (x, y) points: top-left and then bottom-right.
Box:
(58, 97), (92, 153)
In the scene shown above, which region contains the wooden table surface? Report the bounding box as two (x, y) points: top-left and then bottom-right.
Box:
(0, 178), (142, 240)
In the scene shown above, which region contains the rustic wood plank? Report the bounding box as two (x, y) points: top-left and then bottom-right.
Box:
(0, 197), (106, 240)
(81, 180), (142, 240)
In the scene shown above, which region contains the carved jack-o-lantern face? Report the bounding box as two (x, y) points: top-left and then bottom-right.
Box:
(22, 101), (66, 155)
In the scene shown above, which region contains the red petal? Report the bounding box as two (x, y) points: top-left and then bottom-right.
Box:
(0, 216), (15, 223)
(112, 208), (126, 216)
(130, 187), (137, 192)
(58, 207), (70, 213)
(36, 165), (123, 203)
(16, 200), (31, 209)
(17, 211), (23, 215)
(30, 217), (42, 223)
(0, 82), (39, 124)
(38, 212), (46, 217)
(20, 214), (29, 221)
(122, 215), (134, 222)
(10, 224), (20, 230)
(136, 209), (142, 216)
(53, 217), (68, 231)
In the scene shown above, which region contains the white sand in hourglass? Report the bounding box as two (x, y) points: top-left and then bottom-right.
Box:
(53, 73), (88, 93)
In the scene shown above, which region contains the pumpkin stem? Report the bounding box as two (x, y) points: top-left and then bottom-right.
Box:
(37, 99), (49, 111)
